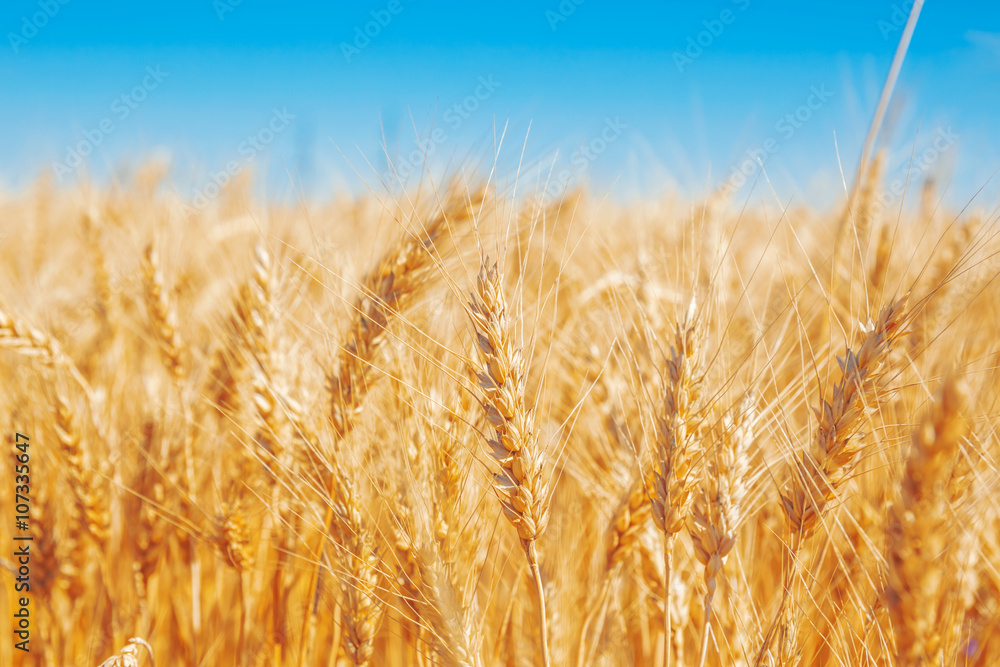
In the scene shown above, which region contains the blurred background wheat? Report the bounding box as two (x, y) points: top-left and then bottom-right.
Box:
(0, 163), (998, 665)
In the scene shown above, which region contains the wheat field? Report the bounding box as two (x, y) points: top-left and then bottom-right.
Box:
(0, 157), (998, 666)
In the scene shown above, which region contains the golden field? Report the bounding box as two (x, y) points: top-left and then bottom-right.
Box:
(0, 160), (998, 666)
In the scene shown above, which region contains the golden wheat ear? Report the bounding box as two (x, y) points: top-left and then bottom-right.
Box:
(328, 462), (386, 667)
(757, 295), (909, 665)
(0, 306), (63, 366)
(466, 257), (553, 666)
(644, 295), (706, 667)
(886, 375), (970, 667)
(780, 295), (909, 539)
(327, 187), (483, 439)
(141, 243), (185, 383)
(687, 395), (755, 667)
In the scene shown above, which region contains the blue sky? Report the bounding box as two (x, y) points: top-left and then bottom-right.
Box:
(2, 0), (999, 208)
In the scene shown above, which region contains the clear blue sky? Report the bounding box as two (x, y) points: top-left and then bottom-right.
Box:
(2, 0), (998, 208)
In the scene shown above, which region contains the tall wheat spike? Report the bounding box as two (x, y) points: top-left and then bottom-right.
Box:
(688, 396), (755, 667)
(780, 296), (908, 538)
(467, 259), (553, 667)
(886, 376), (969, 666)
(649, 297), (705, 667)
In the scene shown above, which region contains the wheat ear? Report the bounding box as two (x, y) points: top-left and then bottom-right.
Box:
(780, 295), (908, 538)
(886, 376), (969, 666)
(301, 193), (479, 665)
(607, 477), (654, 570)
(97, 637), (155, 667)
(0, 303), (111, 453)
(243, 241), (283, 459)
(650, 297), (704, 667)
(215, 499), (252, 662)
(330, 464), (385, 667)
(0, 306), (62, 366)
(757, 296), (908, 666)
(141, 244), (184, 383)
(327, 190), (479, 438)
(54, 391), (110, 546)
(141, 242), (200, 661)
(467, 259), (552, 667)
(688, 396), (755, 667)
(416, 544), (482, 667)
